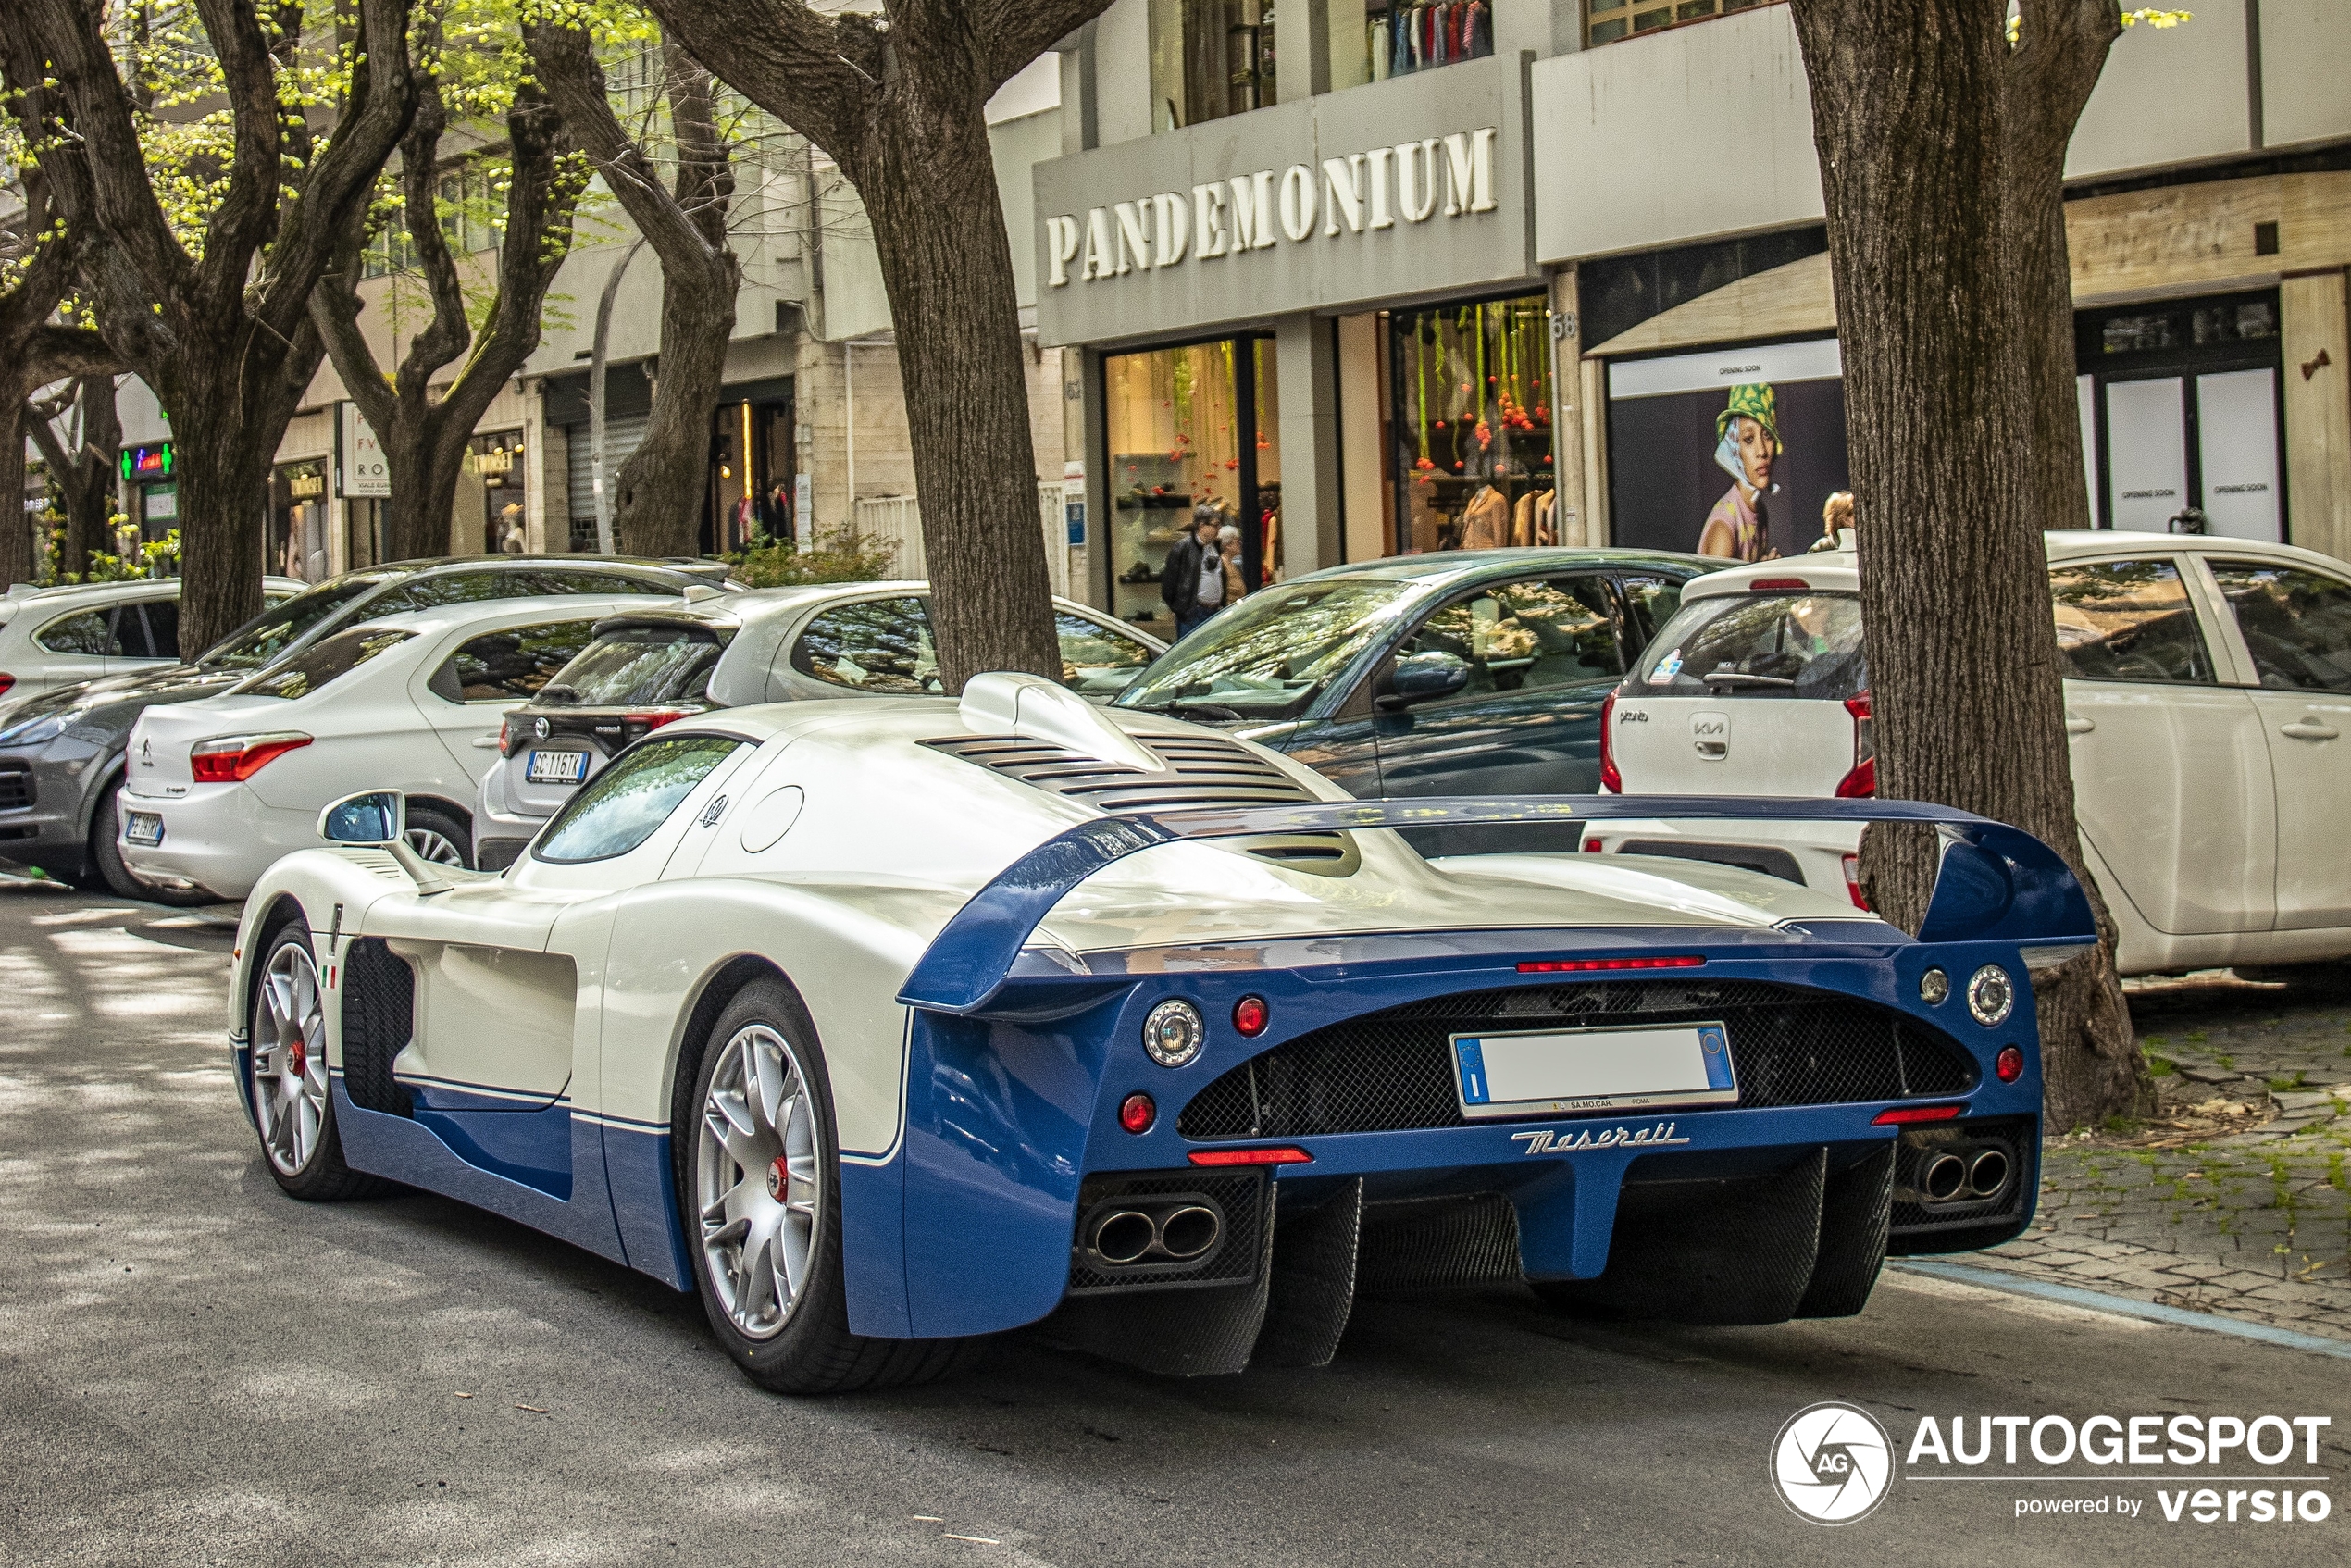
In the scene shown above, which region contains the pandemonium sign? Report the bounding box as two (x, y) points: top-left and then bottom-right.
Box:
(1032, 53), (1535, 348)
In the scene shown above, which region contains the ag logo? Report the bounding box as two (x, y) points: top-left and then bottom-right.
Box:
(1772, 1401), (1894, 1525)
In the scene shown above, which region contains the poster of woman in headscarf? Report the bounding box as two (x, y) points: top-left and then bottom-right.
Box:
(1603, 338), (1850, 562)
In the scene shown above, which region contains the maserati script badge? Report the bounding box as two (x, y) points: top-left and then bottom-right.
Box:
(1511, 1121), (1691, 1155)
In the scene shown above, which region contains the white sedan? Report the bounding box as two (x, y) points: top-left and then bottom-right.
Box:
(118, 594), (655, 899)
(1594, 532), (2351, 977)
(0, 576), (305, 704)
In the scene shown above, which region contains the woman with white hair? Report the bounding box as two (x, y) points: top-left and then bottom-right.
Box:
(1217, 523), (1246, 604)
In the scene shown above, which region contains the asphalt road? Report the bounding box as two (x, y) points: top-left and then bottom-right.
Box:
(0, 881), (2343, 1567)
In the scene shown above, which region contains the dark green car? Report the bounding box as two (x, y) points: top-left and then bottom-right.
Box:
(1113, 548), (1722, 854)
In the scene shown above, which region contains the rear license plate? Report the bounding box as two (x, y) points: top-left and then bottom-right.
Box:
(1452, 1021), (1736, 1119)
(525, 749), (589, 785)
(125, 811), (165, 847)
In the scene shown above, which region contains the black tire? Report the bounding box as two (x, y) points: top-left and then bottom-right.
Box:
(248, 917), (385, 1201)
(90, 791), (212, 906)
(402, 803), (474, 870)
(675, 977), (982, 1393)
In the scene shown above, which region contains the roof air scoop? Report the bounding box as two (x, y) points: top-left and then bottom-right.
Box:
(958, 671), (1169, 774)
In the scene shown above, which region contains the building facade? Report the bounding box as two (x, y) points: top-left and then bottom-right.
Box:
(1035, 0), (2351, 628)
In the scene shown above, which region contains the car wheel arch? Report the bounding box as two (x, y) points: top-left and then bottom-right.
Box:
(663, 952), (799, 1123)
(241, 894), (312, 1037)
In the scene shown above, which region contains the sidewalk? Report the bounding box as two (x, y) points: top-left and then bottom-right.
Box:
(1971, 969), (2351, 1341)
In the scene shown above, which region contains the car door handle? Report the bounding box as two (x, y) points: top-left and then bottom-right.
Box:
(2064, 716), (2095, 736)
(2280, 719), (2340, 740)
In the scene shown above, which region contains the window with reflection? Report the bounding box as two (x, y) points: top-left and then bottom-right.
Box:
(1116, 576), (1422, 719)
(2208, 561), (2351, 692)
(2047, 558), (2212, 684)
(534, 734), (743, 863)
(1394, 577), (1623, 699)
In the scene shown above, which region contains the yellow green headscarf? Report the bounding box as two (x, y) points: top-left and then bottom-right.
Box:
(1716, 382), (1784, 454)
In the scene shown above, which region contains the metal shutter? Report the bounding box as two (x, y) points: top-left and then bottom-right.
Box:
(564, 415), (650, 547)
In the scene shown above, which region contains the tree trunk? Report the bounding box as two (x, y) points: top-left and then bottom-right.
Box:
(0, 400), (32, 588)
(25, 376), (123, 578)
(849, 89), (1061, 690)
(533, 24), (738, 559)
(1786, 0), (2146, 1129)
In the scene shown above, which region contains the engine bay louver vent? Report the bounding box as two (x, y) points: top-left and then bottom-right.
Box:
(922, 732), (1318, 815)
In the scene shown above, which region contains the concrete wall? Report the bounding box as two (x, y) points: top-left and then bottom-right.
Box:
(2263, 0), (2351, 152)
(2068, 0), (2251, 179)
(1096, 0), (1154, 147)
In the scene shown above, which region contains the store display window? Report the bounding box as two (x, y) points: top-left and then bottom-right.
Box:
(1361, 1), (1496, 82)
(1148, 0), (1276, 132)
(268, 460), (330, 581)
(705, 394), (795, 554)
(1103, 336), (1284, 632)
(1387, 293), (1556, 556)
(470, 430), (529, 554)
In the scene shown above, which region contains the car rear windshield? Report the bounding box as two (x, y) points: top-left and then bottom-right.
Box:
(536, 624), (731, 708)
(240, 628), (414, 701)
(198, 572), (401, 671)
(1629, 591), (1868, 701)
(1114, 577), (1421, 719)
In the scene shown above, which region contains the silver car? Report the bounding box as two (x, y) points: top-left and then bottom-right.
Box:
(472, 582), (1167, 867)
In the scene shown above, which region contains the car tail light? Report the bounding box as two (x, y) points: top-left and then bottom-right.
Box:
(1750, 577), (1810, 591)
(1840, 852), (1872, 910)
(1118, 1092), (1156, 1134)
(497, 716), (513, 757)
(1834, 690), (1875, 798)
(1872, 1103), (1966, 1126)
(1232, 996), (1268, 1037)
(1188, 1146), (1312, 1167)
(1582, 837), (1602, 853)
(1598, 692), (1621, 793)
(1518, 955), (1704, 973)
(190, 732), (313, 783)
(1995, 1045), (2025, 1083)
(625, 710), (687, 737)
(0, 675), (13, 698)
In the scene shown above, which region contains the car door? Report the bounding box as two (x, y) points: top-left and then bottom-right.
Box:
(2201, 556), (2351, 931)
(2049, 554), (2274, 936)
(414, 616), (608, 782)
(1374, 573), (1627, 853)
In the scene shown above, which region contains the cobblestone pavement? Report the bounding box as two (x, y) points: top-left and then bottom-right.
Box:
(1973, 968), (2351, 1341)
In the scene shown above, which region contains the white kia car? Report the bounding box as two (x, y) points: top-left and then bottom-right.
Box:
(1592, 532), (2351, 977)
(116, 594), (656, 900)
(0, 576), (305, 705)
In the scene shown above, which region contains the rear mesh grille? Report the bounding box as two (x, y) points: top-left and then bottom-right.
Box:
(1177, 979), (1977, 1139)
(923, 732), (1315, 815)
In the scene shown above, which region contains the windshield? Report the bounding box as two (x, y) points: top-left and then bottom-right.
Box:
(1630, 591), (1868, 701)
(1115, 578), (1421, 719)
(198, 572), (399, 672)
(537, 624), (731, 707)
(240, 628), (413, 701)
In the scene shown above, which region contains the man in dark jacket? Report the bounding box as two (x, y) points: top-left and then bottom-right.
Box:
(1161, 509), (1223, 638)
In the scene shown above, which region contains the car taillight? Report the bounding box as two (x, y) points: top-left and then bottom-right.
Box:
(190, 732), (313, 782)
(625, 710), (686, 739)
(498, 716), (512, 757)
(1841, 852), (1872, 911)
(1834, 690), (1874, 798)
(1598, 692), (1621, 793)
(0, 675), (14, 698)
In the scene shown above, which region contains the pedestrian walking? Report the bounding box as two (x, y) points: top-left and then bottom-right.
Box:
(1808, 490), (1854, 554)
(1163, 507), (1225, 638)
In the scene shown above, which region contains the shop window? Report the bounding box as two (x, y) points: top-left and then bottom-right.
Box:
(269, 460), (330, 582)
(706, 396), (796, 554)
(1103, 337), (1282, 632)
(1362, 1), (1495, 82)
(1149, 0), (1276, 132)
(1586, 0), (1770, 49)
(1387, 294), (1555, 557)
(471, 431), (529, 554)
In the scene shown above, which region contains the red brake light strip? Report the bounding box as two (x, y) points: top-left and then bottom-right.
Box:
(1517, 955), (1705, 974)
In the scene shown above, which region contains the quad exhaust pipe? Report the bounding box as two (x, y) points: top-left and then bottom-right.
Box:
(1083, 1199), (1225, 1265)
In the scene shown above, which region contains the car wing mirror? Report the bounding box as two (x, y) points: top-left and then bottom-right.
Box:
(1377, 652), (1472, 711)
(316, 789), (454, 895)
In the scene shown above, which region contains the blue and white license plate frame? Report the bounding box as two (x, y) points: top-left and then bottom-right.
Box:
(524, 749), (589, 785)
(124, 810), (165, 847)
(1452, 1020), (1737, 1120)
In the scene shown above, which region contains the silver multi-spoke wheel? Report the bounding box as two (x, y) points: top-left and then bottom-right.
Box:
(695, 1024), (821, 1340)
(406, 827), (465, 865)
(252, 940), (328, 1176)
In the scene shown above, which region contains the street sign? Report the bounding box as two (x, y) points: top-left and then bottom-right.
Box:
(339, 403), (390, 498)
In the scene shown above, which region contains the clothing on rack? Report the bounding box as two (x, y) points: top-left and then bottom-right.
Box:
(1460, 484), (1511, 551)
(1511, 489), (1535, 549)
(1370, 15), (1390, 80)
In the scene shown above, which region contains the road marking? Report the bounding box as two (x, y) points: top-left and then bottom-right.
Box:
(1889, 1259), (2351, 1361)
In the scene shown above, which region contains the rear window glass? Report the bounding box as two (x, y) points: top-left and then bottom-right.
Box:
(1629, 591), (1868, 700)
(539, 624), (731, 708)
(534, 734), (742, 863)
(35, 608), (125, 656)
(243, 628), (414, 701)
(429, 620), (602, 703)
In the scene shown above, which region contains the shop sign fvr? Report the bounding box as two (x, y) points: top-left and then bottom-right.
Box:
(1044, 128), (1500, 290)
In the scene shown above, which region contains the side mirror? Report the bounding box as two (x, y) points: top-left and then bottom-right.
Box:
(316, 789), (454, 896)
(1378, 651), (1472, 711)
(318, 790), (404, 845)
